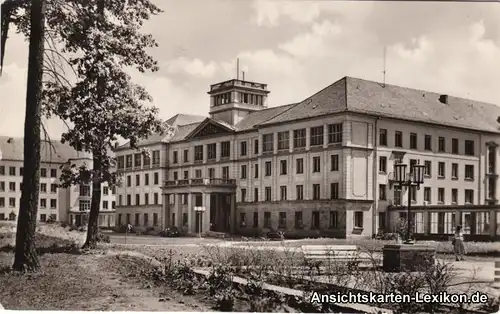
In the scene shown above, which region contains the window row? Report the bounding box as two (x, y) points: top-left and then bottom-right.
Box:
(379, 184), (476, 205)
(78, 199), (116, 211)
(240, 183), (340, 203)
(174, 141), (231, 164)
(0, 166), (58, 178)
(172, 167), (230, 180)
(125, 172), (161, 187)
(379, 129), (475, 156)
(118, 212), (159, 227)
(0, 197), (57, 208)
(379, 157), (476, 180)
(118, 193), (160, 206)
(262, 123), (343, 153)
(117, 150), (161, 169)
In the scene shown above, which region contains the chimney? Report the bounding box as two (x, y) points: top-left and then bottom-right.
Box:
(7, 138), (13, 143)
(439, 94), (448, 104)
(114, 142), (119, 149)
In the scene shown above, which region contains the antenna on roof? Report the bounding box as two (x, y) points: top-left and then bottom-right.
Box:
(236, 58), (240, 80)
(382, 46), (387, 87)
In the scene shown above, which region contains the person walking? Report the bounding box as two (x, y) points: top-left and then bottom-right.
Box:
(452, 225), (466, 261)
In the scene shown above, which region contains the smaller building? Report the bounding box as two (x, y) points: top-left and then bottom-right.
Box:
(0, 136), (115, 227)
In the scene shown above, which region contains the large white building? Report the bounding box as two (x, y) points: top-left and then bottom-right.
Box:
(0, 137), (116, 227)
(115, 76), (500, 240)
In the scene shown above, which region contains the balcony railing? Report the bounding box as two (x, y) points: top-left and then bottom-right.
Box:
(163, 178), (236, 188)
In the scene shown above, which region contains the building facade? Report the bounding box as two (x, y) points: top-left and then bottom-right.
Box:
(115, 76), (500, 239)
(0, 137), (116, 227)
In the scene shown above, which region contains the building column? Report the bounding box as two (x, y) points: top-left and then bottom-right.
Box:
(187, 193), (193, 233)
(162, 193), (170, 229)
(455, 210), (461, 230)
(230, 192), (236, 234)
(203, 193), (211, 233)
(490, 209), (497, 237)
(423, 211), (430, 235)
(176, 194), (183, 227)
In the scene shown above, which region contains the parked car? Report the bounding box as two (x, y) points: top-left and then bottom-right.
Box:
(160, 226), (180, 237)
(266, 229), (284, 241)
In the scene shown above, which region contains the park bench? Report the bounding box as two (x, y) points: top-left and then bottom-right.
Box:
(301, 245), (372, 274)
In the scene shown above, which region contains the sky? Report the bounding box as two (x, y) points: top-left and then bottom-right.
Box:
(1, 0), (500, 139)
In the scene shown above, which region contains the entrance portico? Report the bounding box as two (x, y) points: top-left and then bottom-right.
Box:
(161, 178), (237, 235)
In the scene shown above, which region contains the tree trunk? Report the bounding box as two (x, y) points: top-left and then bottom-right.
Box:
(82, 155), (102, 249)
(13, 0), (46, 272)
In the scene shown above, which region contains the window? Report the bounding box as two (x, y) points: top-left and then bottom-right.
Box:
(102, 201), (108, 209)
(395, 131), (402, 148)
(465, 189), (474, 204)
(145, 193), (149, 205)
(410, 185), (417, 202)
(125, 155), (133, 168)
(452, 138), (459, 154)
(152, 150), (160, 165)
(79, 184), (90, 196)
(134, 153), (142, 167)
(310, 126), (324, 146)
(313, 184), (321, 200)
(278, 212), (286, 228)
(312, 156), (321, 173)
(49, 168), (57, 178)
(488, 146), (496, 174)
(394, 188), (401, 206)
(264, 212), (271, 228)
(424, 187), (431, 203)
(354, 212), (364, 228)
(254, 139), (259, 155)
(241, 188), (247, 202)
(329, 212), (338, 228)
(451, 163), (458, 179)
(127, 195), (131, 206)
(293, 129), (306, 148)
(126, 175), (131, 187)
(135, 213), (140, 226)
(424, 135), (432, 151)
(0, 198), (3, 207)
(183, 171), (188, 180)
(379, 184), (386, 200)
(20, 167), (24, 176)
(296, 185), (303, 200)
(410, 133), (417, 149)
(103, 187), (109, 195)
(379, 156), (387, 173)
(40, 214), (47, 222)
(173, 171), (178, 180)
(154, 172), (159, 185)
(173, 151), (178, 164)
(144, 213), (149, 226)
(50, 184), (57, 193)
(465, 165), (474, 180)
(409, 159), (417, 174)
(183, 149), (189, 162)
(424, 161), (431, 176)
(279, 186), (287, 200)
(222, 166), (229, 179)
(277, 131), (289, 150)
(135, 174), (141, 186)
(126, 214), (131, 224)
(153, 213), (158, 226)
(8, 182), (15, 192)
(295, 212), (303, 229)
(40, 168), (47, 177)
(112, 201), (116, 209)
(279, 160), (287, 175)
(253, 212), (258, 228)
(0, 166), (4, 175)
(220, 141), (230, 158)
(241, 165), (247, 179)
(330, 183), (339, 200)
(79, 199), (90, 211)
(464, 140), (475, 156)
(265, 187), (272, 201)
(143, 153), (150, 166)
(296, 158), (304, 174)
(254, 164), (259, 178)
(328, 123), (343, 144)
(0, 182), (4, 192)
(262, 133), (274, 152)
(40, 199), (46, 208)
(438, 188), (445, 203)
(207, 143), (216, 160)
(154, 193), (159, 205)
(254, 188), (259, 202)
(194, 145), (203, 162)
(451, 189), (458, 204)
(438, 162), (445, 178)
(195, 169), (202, 178)
(240, 213), (246, 227)
(438, 137), (445, 152)
(265, 161), (272, 176)
(135, 194), (140, 205)
(240, 141), (247, 156)
(311, 211), (320, 229)
(331, 155), (339, 171)
(379, 129), (387, 146)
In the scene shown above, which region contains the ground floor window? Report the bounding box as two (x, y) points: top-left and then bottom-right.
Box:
(295, 211), (303, 229)
(429, 212), (454, 234)
(278, 212), (286, 229)
(354, 211), (363, 229)
(183, 213), (188, 227)
(153, 213), (158, 226)
(126, 214), (130, 225)
(240, 213), (246, 227)
(172, 213), (176, 226)
(264, 212), (271, 228)
(0, 213), (5, 220)
(40, 214), (46, 222)
(118, 214), (122, 225)
(135, 213), (140, 226)
(378, 212), (385, 230)
(474, 211), (491, 235)
(253, 212), (258, 228)
(413, 212), (424, 233)
(329, 211), (338, 228)
(144, 213), (149, 226)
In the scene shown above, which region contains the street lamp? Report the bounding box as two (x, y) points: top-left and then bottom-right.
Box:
(393, 162), (426, 244)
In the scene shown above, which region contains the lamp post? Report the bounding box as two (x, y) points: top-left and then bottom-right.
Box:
(393, 162), (426, 244)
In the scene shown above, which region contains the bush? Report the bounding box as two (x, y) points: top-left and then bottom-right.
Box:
(97, 231), (110, 243)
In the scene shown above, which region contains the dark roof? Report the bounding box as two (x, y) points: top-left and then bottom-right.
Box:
(0, 136), (91, 163)
(115, 113), (206, 150)
(258, 77), (500, 133)
(234, 103), (297, 131)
